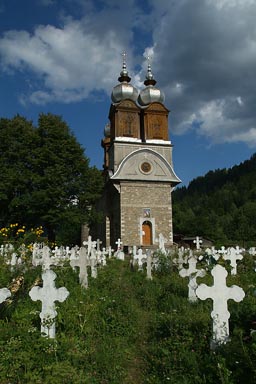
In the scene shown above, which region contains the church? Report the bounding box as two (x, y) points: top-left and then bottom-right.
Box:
(98, 55), (181, 251)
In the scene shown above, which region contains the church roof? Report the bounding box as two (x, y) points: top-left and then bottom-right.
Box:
(111, 52), (138, 104)
(137, 59), (165, 107)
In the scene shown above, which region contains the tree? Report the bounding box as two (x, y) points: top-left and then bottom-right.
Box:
(172, 153), (256, 246)
(0, 115), (37, 226)
(0, 113), (103, 243)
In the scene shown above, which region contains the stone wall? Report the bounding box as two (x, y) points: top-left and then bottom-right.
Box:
(120, 181), (173, 247)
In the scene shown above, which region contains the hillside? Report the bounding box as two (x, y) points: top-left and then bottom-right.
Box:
(173, 153), (256, 246)
(1, 255), (256, 383)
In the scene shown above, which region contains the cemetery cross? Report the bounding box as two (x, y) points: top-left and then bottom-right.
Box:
(146, 249), (152, 280)
(134, 248), (147, 271)
(223, 247), (243, 275)
(70, 246), (88, 288)
(179, 254), (206, 302)
(196, 264), (245, 348)
(0, 287), (11, 303)
(29, 269), (69, 338)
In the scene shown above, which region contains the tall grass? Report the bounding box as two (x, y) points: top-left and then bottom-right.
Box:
(0, 254), (256, 383)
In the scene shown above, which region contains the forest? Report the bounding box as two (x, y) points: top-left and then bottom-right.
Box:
(172, 153), (256, 247)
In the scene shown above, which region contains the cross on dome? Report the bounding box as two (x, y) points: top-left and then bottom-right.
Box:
(111, 50), (138, 103)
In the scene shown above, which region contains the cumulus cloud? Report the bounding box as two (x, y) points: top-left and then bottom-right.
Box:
(0, 1), (140, 104)
(0, 0), (255, 148)
(0, 23), (126, 104)
(146, 0), (256, 146)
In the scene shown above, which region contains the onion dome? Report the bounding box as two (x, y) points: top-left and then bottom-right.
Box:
(137, 60), (165, 106)
(111, 52), (138, 104)
(104, 123), (110, 137)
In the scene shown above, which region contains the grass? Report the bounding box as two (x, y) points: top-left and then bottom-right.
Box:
(0, 252), (256, 383)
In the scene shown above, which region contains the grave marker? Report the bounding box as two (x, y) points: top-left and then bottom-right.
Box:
(146, 249), (152, 280)
(196, 264), (245, 348)
(134, 248), (147, 271)
(224, 247), (243, 275)
(205, 247), (220, 262)
(218, 246), (227, 257)
(29, 269), (69, 338)
(83, 236), (97, 257)
(158, 233), (167, 254)
(96, 239), (102, 251)
(0, 287), (11, 303)
(173, 247), (188, 269)
(70, 246), (88, 288)
(115, 238), (125, 260)
(193, 236), (202, 250)
(179, 254), (206, 302)
(90, 247), (98, 278)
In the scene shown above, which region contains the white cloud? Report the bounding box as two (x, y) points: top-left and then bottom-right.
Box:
(206, 0), (255, 10)
(236, 97), (244, 106)
(0, 4), (139, 104)
(0, 0), (256, 149)
(146, 0), (256, 147)
(179, 98), (256, 147)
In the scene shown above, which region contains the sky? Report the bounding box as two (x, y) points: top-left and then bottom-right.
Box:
(0, 0), (255, 187)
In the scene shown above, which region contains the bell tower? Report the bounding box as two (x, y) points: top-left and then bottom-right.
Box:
(100, 54), (181, 250)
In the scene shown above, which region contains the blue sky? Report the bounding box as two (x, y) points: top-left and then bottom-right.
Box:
(0, 0), (255, 187)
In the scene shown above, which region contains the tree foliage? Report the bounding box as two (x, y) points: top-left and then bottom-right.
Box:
(173, 153), (256, 246)
(0, 113), (103, 243)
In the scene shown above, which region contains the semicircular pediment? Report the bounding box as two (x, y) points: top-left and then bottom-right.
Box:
(111, 148), (181, 184)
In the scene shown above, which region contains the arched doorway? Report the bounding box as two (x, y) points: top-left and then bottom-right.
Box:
(142, 221), (152, 246)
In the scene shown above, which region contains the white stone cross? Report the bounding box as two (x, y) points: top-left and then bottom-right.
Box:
(179, 254), (206, 302)
(0, 287), (11, 303)
(90, 247), (98, 278)
(70, 246), (88, 288)
(69, 246), (78, 261)
(173, 248), (188, 270)
(115, 248), (125, 260)
(158, 233), (167, 255)
(205, 247), (220, 262)
(218, 246), (228, 257)
(249, 247), (256, 256)
(107, 246), (114, 257)
(115, 238), (122, 250)
(32, 243), (42, 264)
(134, 248), (147, 271)
(10, 252), (18, 271)
(193, 236), (202, 250)
(223, 247), (243, 275)
(83, 235), (96, 256)
(33, 245), (59, 270)
(146, 249), (152, 280)
(29, 269), (69, 338)
(98, 248), (107, 266)
(96, 239), (102, 251)
(196, 264), (245, 348)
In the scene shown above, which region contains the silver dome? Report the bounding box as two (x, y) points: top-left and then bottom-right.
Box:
(137, 60), (165, 106)
(104, 123), (111, 137)
(111, 51), (138, 104)
(138, 85), (165, 106)
(111, 82), (139, 104)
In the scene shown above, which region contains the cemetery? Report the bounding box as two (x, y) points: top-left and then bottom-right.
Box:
(1, 60), (256, 383)
(1, 234), (256, 383)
